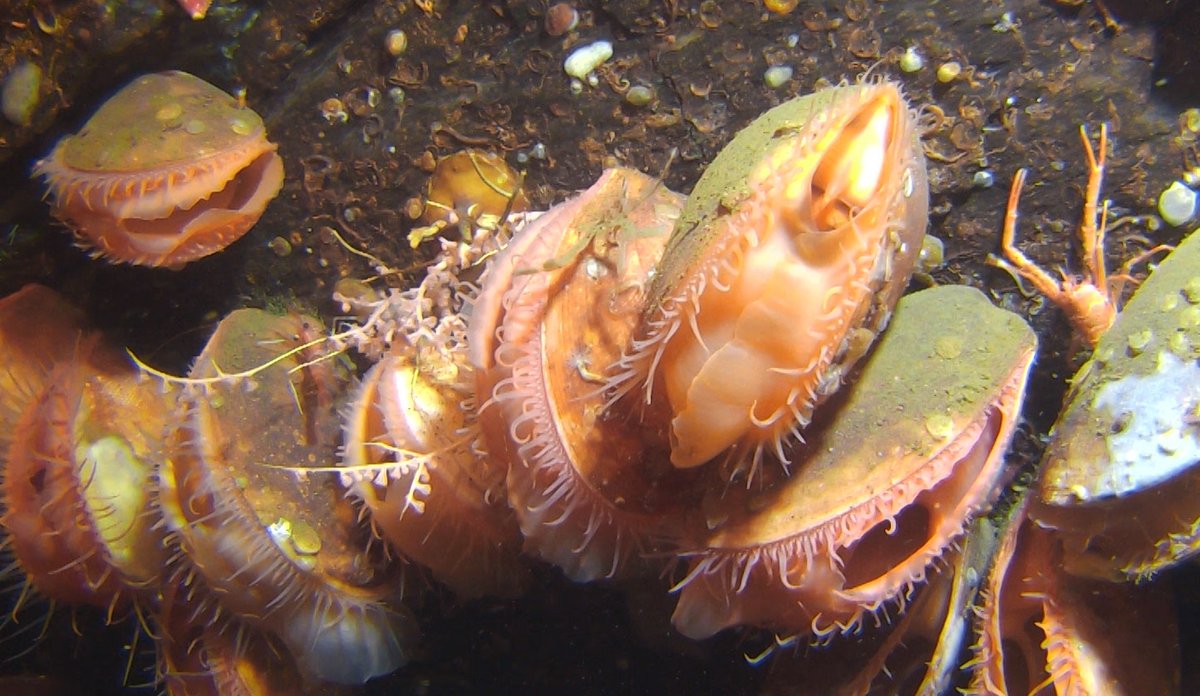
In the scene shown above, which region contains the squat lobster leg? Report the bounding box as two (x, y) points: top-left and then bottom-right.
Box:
(987, 124), (1120, 349)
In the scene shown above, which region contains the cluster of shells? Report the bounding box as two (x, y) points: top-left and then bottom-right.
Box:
(5, 68), (1199, 694)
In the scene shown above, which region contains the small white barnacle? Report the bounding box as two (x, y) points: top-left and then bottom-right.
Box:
(267, 517), (293, 546)
(584, 256), (606, 281)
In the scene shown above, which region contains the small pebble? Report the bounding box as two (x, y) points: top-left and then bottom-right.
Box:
(385, 29), (407, 57)
(993, 12), (1017, 32)
(2, 61), (42, 126)
(155, 102), (183, 123)
(1127, 329), (1152, 355)
(973, 170), (994, 188)
(1184, 277), (1200, 304)
(936, 61), (962, 83)
(564, 40), (613, 80)
(934, 335), (962, 360)
(763, 65), (793, 89)
(229, 116), (254, 136)
(1158, 181), (1197, 226)
(625, 84), (655, 107)
(917, 235), (945, 274)
(925, 413), (955, 440)
(898, 47), (924, 73)
(268, 236), (292, 257)
(1184, 108), (1200, 134)
(321, 97), (348, 123)
(289, 521), (322, 555)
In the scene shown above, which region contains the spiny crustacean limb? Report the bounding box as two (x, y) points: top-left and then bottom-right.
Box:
(988, 124), (1114, 348)
(607, 79), (929, 479)
(987, 123), (1170, 349)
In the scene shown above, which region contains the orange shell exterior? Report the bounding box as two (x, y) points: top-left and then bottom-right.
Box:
(470, 168), (691, 581)
(32, 71), (283, 267)
(156, 579), (342, 696)
(158, 309), (413, 684)
(968, 498), (1180, 695)
(0, 294), (167, 614)
(344, 349), (529, 600)
(420, 149), (528, 226)
(177, 0), (213, 19)
(670, 286), (1034, 640)
(0, 284), (87, 430)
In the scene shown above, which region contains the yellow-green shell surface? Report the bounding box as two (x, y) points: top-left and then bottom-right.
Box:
(1039, 228), (1200, 504)
(708, 284), (1036, 548)
(61, 71), (267, 172)
(645, 81), (927, 313)
(160, 308), (412, 683)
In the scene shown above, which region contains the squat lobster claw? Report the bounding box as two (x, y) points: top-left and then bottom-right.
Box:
(987, 123), (1170, 349)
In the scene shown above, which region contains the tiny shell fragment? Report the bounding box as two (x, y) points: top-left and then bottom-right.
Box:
(563, 40), (613, 79)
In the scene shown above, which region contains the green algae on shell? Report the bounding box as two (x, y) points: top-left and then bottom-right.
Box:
(1033, 228), (1200, 580)
(671, 284), (1035, 640)
(58, 72), (266, 172)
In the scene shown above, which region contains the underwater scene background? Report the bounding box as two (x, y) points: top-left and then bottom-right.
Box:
(1, 1), (1199, 694)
